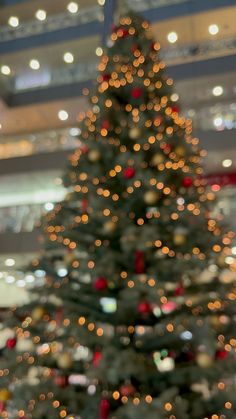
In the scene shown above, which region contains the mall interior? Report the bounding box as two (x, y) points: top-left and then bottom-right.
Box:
(0, 0), (236, 305)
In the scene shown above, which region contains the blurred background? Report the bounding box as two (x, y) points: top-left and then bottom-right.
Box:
(0, 0), (236, 306)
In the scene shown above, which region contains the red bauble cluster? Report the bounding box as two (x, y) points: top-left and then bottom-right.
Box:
(6, 337), (17, 349)
(131, 87), (143, 99)
(94, 277), (108, 291)
(123, 167), (135, 179)
(138, 301), (152, 315)
(182, 177), (193, 188)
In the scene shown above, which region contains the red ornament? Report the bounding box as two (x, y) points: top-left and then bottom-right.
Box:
(6, 337), (17, 349)
(119, 383), (136, 397)
(172, 105), (179, 113)
(93, 351), (102, 368)
(131, 87), (142, 99)
(81, 145), (89, 154)
(120, 28), (129, 38)
(135, 250), (145, 274)
(55, 307), (63, 326)
(138, 301), (152, 315)
(94, 277), (108, 291)
(54, 375), (69, 388)
(182, 177), (193, 188)
(81, 198), (88, 212)
(123, 167), (135, 179)
(0, 402), (6, 413)
(162, 143), (171, 154)
(99, 399), (110, 419)
(101, 119), (110, 130)
(161, 301), (177, 314)
(216, 349), (228, 360)
(174, 283), (184, 296)
(186, 351), (196, 362)
(101, 74), (110, 82)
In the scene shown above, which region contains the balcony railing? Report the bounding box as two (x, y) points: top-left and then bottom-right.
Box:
(0, 6), (103, 43)
(0, 127), (80, 160)
(0, 204), (45, 234)
(7, 35), (236, 95)
(127, 0), (188, 11)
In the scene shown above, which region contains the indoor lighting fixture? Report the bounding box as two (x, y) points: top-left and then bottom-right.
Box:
(167, 31), (178, 44)
(212, 86), (223, 97)
(213, 116), (223, 128)
(208, 24), (219, 35)
(69, 127), (80, 136)
(222, 159), (232, 168)
(5, 258), (15, 267)
(35, 9), (47, 21)
(8, 16), (19, 27)
(97, 0), (105, 5)
(67, 2), (79, 13)
(63, 52), (74, 64)
(58, 110), (69, 121)
(1, 65), (11, 75)
(29, 59), (40, 70)
(44, 202), (54, 211)
(6, 275), (15, 284)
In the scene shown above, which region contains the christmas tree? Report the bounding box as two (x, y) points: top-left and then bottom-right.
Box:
(1, 11), (236, 419)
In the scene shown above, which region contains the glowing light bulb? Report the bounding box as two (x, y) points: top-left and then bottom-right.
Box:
(167, 31), (178, 44)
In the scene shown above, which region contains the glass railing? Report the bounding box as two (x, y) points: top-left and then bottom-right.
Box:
(0, 204), (46, 233)
(185, 102), (236, 132)
(161, 36), (236, 65)
(0, 6), (103, 43)
(7, 35), (235, 94)
(127, 0), (188, 11)
(0, 127), (80, 160)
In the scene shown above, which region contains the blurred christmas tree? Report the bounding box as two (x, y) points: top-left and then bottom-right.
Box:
(1, 11), (236, 419)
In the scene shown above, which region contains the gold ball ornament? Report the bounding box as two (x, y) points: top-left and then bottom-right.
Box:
(144, 190), (159, 205)
(31, 306), (46, 322)
(88, 149), (101, 162)
(103, 220), (117, 234)
(175, 145), (186, 157)
(151, 153), (164, 166)
(210, 315), (221, 329)
(196, 353), (214, 368)
(129, 127), (141, 140)
(0, 389), (11, 402)
(57, 352), (73, 369)
(173, 233), (186, 246)
(217, 254), (227, 268)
